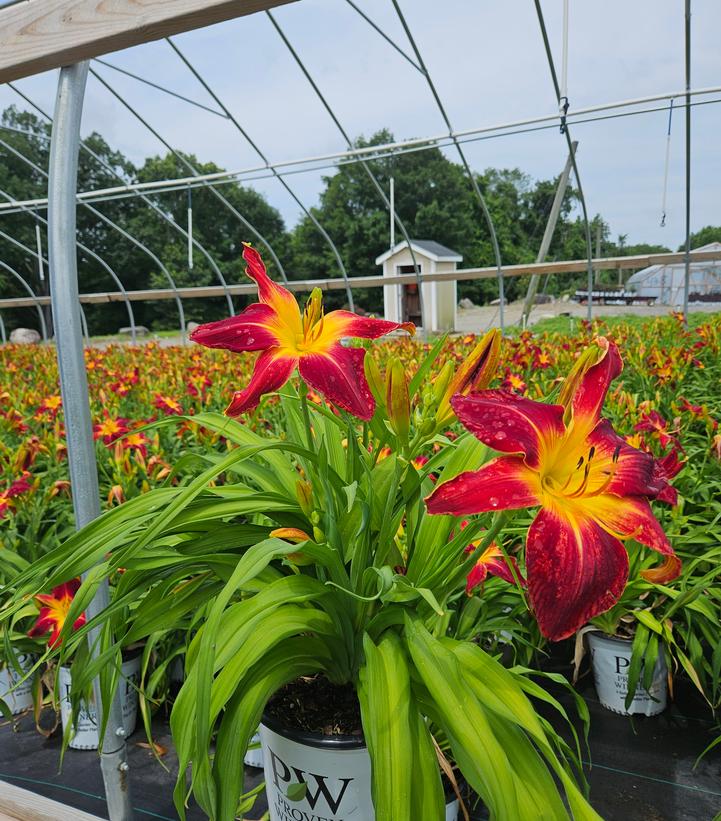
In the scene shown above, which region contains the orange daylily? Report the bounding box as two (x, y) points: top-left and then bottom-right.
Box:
(190, 244), (414, 420)
(427, 338), (680, 641)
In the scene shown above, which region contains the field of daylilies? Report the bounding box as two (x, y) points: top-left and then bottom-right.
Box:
(1, 304), (721, 817)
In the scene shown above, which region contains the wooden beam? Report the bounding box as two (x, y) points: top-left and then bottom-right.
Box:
(0, 249), (719, 310)
(0, 0), (298, 84)
(0, 780), (104, 821)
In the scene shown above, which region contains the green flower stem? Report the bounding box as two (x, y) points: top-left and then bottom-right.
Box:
(298, 381), (314, 453)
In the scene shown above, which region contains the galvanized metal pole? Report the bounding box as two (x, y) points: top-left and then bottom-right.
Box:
(521, 141), (577, 327)
(47, 61), (133, 821)
(0, 312), (6, 344)
(682, 0), (692, 327)
(389, 177), (395, 249)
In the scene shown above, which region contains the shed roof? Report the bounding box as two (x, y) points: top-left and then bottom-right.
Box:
(375, 239), (463, 265)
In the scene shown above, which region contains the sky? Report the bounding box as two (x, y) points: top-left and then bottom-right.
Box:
(1, 0), (720, 253)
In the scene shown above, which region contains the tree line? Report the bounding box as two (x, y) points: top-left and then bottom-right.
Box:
(1, 106), (713, 335)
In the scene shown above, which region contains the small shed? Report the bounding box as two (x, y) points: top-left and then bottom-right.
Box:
(626, 242), (721, 305)
(375, 239), (461, 332)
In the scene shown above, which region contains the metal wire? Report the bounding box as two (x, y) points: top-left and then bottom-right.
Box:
(390, 0), (506, 331)
(0, 131), (185, 344)
(165, 36), (356, 311)
(0, 258), (47, 339)
(266, 10), (428, 329)
(660, 100), (674, 227)
(90, 64), (286, 300)
(7, 81), (232, 316)
(2, 94), (720, 220)
(533, 0), (595, 323)
(0, 138), (143, 340)
(343, 0), (423, 72)
(93, 57), (229, 118)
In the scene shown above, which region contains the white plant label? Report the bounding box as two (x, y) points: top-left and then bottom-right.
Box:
(0, 654), (35, 715)
(59, 655), (141, 750)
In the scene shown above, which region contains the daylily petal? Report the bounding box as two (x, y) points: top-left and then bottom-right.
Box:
(465, 560), (488, 594)
(580, 494), (674, 556)
(242, 244), (301, 328)
(426, 456), (540, 516)
(526, 506), (629, 640)
(299, 345), (375, 420)
(475, 544), (523, 588)
(55, 579), (81, 598)
(28, 614), (55, 637)
(225, 349), (297, 416)
(566, 338), (622, 432)
(323, 310), (415, 340)
(586, 419), (664, 497)
(640, 554), (683, 584)
(189, 303), (281, 352)
(451, 391), (564, 469)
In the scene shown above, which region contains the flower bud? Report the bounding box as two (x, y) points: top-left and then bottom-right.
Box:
(385, 357), (411, 441)
(295, 480), (313, 516)
(363, 355), (385, 408)
(436, 328), (500, 426)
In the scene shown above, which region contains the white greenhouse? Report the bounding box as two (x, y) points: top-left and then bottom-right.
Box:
(626, 242), (721, 306)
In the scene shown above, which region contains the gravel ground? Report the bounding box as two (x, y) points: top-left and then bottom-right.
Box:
(454, 300), (721, 334)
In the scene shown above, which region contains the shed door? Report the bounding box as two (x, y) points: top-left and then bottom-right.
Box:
(398, 264), (422, 324)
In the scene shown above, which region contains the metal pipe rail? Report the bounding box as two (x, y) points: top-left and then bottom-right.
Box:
(3, 249), (717, 310)
(6, 82), (230, 336)
(0, 176), (139, 342)
(3, 84), (720, 213)
(90, 64), (288, 296)
(166, 36), (357, 311)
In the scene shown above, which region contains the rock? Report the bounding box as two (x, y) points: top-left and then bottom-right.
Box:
(489, 298), (501, 306)
(561, 293), (571, 303)
(118, 325), (149, 336)
(186, 321), (201, 334)
(533, 294), (553, 305)
(10, 328), (40, 344)
(458, 298), (475, 310)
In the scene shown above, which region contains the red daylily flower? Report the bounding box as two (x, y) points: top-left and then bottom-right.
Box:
(28, 579), (86, 648)
(464, 541), (524, 595)
(93, 415), (130, 445)
(153, 394), (184, 415)
(634, 410), (676, 449)
(427, 338), (680, 641)
(190, 244), (414, 420)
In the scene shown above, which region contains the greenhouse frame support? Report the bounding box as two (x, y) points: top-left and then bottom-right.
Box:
(521, 141), (577, 327)
(47, 61), (133, 821)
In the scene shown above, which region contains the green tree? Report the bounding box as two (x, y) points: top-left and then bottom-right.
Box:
(678, 225), (721, 251)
